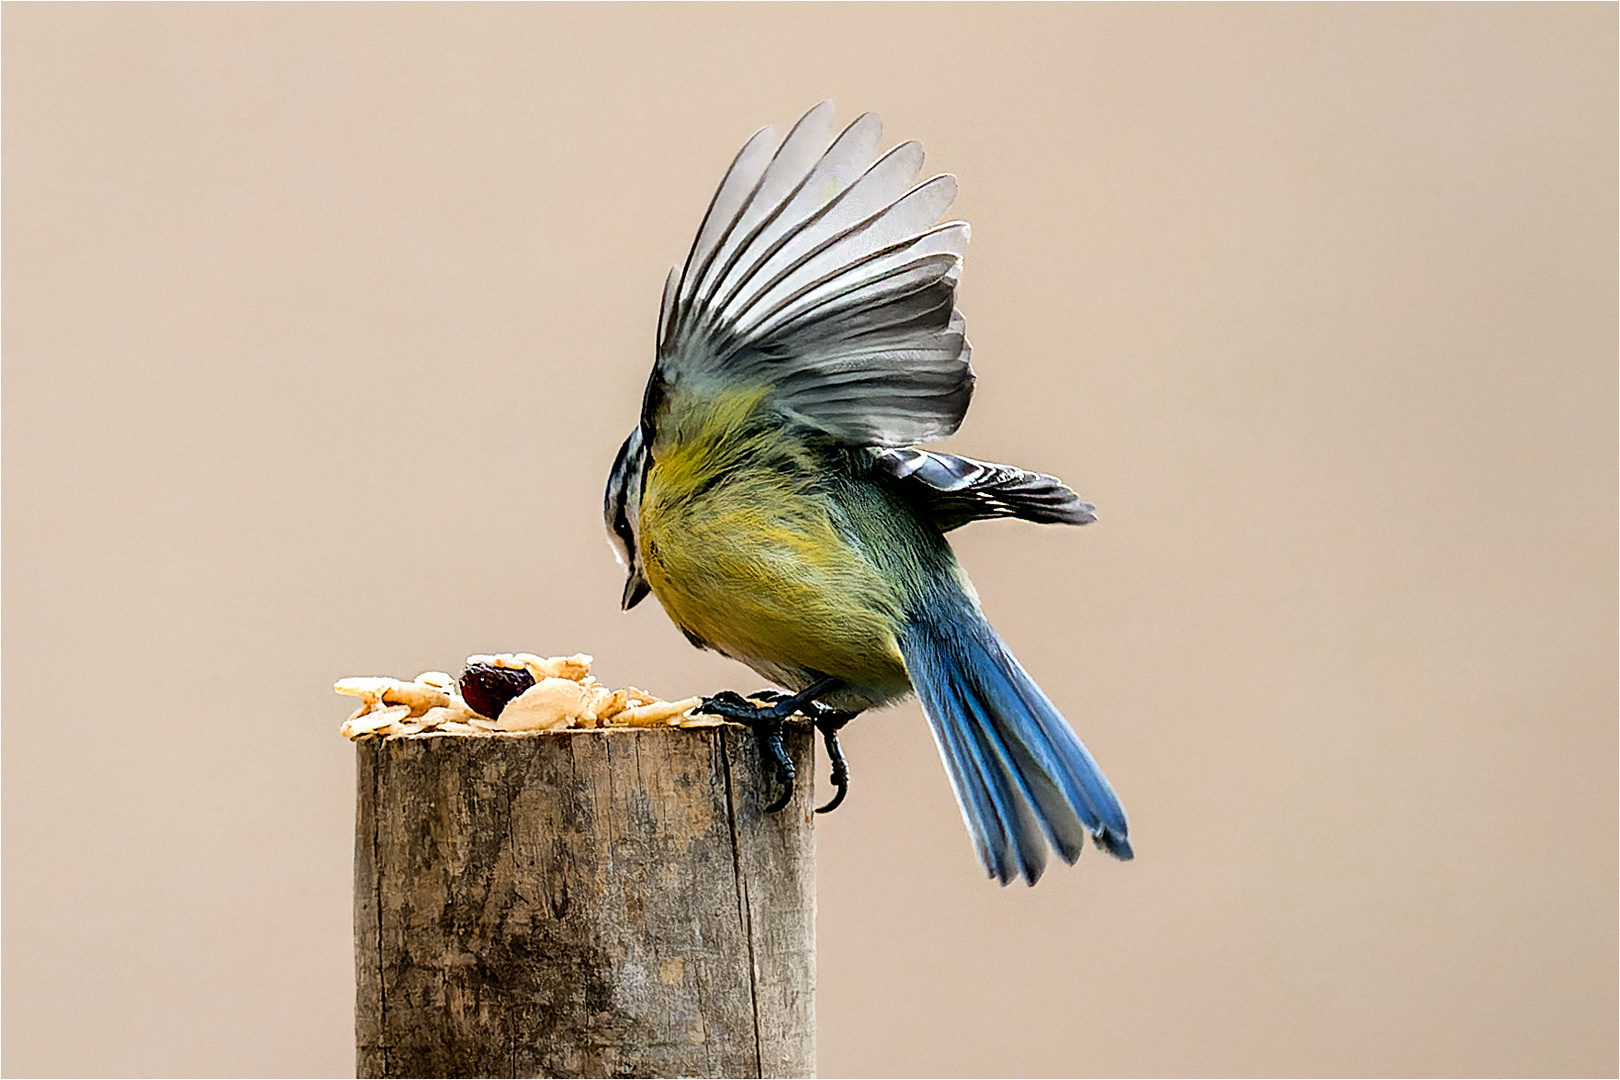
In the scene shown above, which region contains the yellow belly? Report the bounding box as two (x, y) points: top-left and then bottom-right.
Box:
(639, 455), (910, 704)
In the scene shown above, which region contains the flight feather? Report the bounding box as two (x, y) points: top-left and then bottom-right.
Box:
(649, 101), (975, 448)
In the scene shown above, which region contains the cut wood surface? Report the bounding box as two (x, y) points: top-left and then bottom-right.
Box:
(355, 725), (815, 1079)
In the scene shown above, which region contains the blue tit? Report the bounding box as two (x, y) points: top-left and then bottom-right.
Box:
(605, 102), (1131, 885)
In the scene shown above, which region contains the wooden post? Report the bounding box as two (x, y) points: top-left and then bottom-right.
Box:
(354, 725), (815, 1079)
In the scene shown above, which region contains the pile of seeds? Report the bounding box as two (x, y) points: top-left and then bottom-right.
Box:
(337, 652), (714, 740)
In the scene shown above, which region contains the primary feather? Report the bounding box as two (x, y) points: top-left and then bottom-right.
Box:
(647, 101), (974, 448)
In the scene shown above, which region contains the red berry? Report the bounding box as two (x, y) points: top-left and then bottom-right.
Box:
(458, 663), (536, 719)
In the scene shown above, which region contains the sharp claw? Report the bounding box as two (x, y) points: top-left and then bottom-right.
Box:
(757, 723), (795, 812)
(814, 721), (850, 814)
(763, 777), (794, 814)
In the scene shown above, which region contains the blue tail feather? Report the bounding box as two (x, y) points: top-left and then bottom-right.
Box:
(900, 591), (1133, 885)
(917, 668), (1000, 871)
(935, 668), (1048, 883)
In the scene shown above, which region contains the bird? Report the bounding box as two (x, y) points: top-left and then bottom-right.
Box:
(604, 101), (1131, 885)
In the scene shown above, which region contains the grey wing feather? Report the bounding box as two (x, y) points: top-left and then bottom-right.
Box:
(652, 102), (974, 447)
(673, 123), (783, 325)
(656, 266), (679, 354)
(689, 101), (841, 324)
(872, 447), (1097, 532)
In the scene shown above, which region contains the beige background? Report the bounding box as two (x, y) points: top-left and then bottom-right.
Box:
(5, 4), (1615, 1077)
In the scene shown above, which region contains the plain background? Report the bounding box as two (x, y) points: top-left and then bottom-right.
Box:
(5, 5), (1615, 1077)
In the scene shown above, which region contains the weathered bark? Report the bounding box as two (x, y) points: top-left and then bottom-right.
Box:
(355, 726), (815, 1079)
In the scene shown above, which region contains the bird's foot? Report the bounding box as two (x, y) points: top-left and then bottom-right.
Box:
(700, 690), (798, 812)
(698, 685), (860, 815)
(699, 678), (844, 813)
(808, 706), (856, 815)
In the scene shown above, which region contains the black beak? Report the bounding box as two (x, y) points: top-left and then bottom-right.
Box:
(622, 573), (651, 611)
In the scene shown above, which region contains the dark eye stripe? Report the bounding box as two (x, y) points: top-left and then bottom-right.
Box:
(610, 501), (637, 562)
(604, 427), (647, 568)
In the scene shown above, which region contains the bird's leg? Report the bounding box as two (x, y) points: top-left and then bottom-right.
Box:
(700, 677), (841, 813)
(804, 703), (858, 814)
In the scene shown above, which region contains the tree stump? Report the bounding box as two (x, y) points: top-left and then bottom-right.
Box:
(354, 725), (815, 1079)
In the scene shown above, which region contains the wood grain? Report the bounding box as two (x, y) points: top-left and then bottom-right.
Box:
(355, 726), (815, 1079)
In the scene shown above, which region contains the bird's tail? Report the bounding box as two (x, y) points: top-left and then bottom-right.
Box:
(899, 589), (1132, 885)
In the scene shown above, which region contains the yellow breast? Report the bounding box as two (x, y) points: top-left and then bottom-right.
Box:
(638, 398), (909, 698)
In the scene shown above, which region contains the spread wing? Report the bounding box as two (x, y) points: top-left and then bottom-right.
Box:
(872, 447), (1097, 532)
(644, 101), (974, 447)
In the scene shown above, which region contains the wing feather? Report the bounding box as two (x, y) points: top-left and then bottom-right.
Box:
(675, 124), (783, 320)
(873, 447), (1098, 532)
(690, 101), (839, 323)
(741, 220), (968, 344)
(714, 140), (928, 330)
(762, 257), (957, 347)
(651, 104), (974, 447)
(656, 265), (680, 353)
